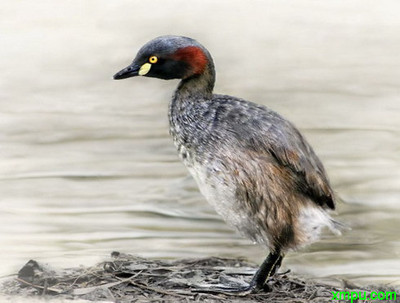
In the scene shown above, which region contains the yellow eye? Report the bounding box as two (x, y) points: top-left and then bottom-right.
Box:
(149, 56), (158, 64)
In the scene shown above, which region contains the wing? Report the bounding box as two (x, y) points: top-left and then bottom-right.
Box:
(259, 118), (335, 210)
(212, 96), (335, 210)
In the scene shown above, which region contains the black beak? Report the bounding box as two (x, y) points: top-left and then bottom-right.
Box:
(113, 63), (140, 80)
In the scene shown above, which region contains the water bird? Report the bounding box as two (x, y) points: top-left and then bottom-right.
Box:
(113, 35), (340, 293)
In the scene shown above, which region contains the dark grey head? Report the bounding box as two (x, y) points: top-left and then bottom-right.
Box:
(113, 36), (213, 81)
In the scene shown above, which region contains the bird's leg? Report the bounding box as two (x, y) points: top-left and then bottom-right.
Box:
(193, 251), (284, 295)
(247, 251), (284, 291)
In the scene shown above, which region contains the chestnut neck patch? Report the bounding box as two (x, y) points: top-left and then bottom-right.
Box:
(172, 46), (208, 76)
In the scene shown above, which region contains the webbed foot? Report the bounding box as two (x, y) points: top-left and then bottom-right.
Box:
(193, 251), (284, 296)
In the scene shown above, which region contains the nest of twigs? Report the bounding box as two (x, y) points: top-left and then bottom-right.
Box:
(1, 252), (398, 302)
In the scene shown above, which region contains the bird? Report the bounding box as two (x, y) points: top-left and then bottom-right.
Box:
(113, 35), (341, 293)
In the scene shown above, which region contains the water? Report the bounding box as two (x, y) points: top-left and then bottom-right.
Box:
(1, 0), (399, 293)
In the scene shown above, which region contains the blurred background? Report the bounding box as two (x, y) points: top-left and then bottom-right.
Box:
(1, 0), (399, 291)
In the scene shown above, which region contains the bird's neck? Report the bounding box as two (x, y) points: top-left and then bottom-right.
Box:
(174, 62), (215, 101)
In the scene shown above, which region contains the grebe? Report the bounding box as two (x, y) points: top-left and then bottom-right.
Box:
(114, 35), (340, 292)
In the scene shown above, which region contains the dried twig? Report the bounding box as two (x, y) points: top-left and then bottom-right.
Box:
(16, 278), (63, 295)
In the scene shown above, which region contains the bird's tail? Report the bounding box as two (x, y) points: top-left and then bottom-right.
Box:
(329, 218), (351, 236)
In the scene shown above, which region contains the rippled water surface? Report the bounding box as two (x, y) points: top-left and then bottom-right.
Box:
(1, 0), (399, 293)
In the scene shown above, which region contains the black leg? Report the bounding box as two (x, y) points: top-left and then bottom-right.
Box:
(248, 251), (283, 291)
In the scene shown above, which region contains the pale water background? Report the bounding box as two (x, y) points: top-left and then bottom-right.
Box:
(1, 0), (400, 298)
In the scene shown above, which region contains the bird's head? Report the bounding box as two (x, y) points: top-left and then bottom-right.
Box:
(113, 36), (212, 81)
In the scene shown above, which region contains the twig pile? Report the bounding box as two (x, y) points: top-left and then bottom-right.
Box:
(1, 252), (397, 302)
